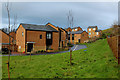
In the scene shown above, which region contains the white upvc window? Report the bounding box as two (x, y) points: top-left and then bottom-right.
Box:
(22, 32), (24, 36)
(96, 32), (99, 35)
(93, 28), (96, 30)
(47, 33), (51, 39)
(19, 46), (21, 49)
(89, 32), (91, 35)
(75, 28), (77, 31)
(89, 28), (91, 31)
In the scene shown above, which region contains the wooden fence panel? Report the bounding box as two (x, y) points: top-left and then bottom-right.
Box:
(107, 36), (119, 63)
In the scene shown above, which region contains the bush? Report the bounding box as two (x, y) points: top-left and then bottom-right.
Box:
(101, 33), (107, 39)
(41, 50), (45, 53)
(35, 50), (41, 54)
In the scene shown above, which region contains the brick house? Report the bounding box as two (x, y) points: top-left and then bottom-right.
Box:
(71, 27), (82, 31)
(87, 26), (102, 38)
(46, 23), (68, 48)
(68, 31), (88, 44)
(16, 23), (68, 53)
(66, 27), (82, 32)
(0, 30), (16, 51)
(66, 27), (88, 44)
(57, 27), (68, 48)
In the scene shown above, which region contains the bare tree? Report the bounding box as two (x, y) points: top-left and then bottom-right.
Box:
(5, 1), (11, 79)
(11, 14), (17, 32)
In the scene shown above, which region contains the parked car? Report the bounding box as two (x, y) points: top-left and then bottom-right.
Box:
(2, 48), (11, 54)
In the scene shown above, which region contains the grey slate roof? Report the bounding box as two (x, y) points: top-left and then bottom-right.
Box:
(20, 23), (58, 32)
(95, 29), (101, 32)
(68, 30), (83, 34)
(88, 26), (97, 28)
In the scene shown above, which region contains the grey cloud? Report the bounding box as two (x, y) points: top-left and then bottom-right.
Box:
(2, 2), (118, 31)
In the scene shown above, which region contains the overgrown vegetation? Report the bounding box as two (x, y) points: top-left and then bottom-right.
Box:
(2, 39), (119, 78)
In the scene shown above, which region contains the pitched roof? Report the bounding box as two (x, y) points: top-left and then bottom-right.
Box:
(95, 29), (101, 32)
(88, 26), (97, 28)
(71, 27), (81, 29)
(20, 23), (58, 32)
(68, 30), (83, 34)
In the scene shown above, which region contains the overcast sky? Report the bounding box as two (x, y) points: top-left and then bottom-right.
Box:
(2, 2), (118, 31)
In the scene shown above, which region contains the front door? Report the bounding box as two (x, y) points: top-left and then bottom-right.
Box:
(79, 39), (81, 43)
(62, 41), (63, 47)
(27, 43), (33, 52)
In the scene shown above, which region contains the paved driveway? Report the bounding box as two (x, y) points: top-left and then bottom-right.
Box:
(1, 45), (87, 56)
(70, 45), (87, 51)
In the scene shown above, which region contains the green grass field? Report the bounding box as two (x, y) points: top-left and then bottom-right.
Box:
(2, 39), (119, 78)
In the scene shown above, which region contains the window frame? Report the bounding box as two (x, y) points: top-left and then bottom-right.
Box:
(47, 33), (52, 39)
(89, 32), (91, 35)
(72, 34), (74, 40)
(40, 35), (42, 39)
(96, 32), (99, 35)
(22, 32), (24, 36)
(89, 28), (91, 31)
(93, 28), (96, 30)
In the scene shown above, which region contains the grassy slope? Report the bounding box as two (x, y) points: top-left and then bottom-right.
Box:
(2, 39), (118, 78)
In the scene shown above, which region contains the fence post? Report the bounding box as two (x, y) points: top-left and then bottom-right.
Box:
(70, 49), (72, 65)
(6, 61), (10, 80)
(30, 52), (31, 61)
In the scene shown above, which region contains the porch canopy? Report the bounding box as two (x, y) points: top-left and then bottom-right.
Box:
(27, 42), (35, 44)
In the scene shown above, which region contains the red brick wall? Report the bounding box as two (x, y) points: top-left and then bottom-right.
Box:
(26, 30), (46, 51)
(81, 31), (89, 43)
(51, 32), (59, 50)
(16, 25), (26, 52)
(1, 30), (9, 44)
(9, 32), (16, 40)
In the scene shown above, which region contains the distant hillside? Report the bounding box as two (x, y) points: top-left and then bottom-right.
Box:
(102, 28), (113, 36)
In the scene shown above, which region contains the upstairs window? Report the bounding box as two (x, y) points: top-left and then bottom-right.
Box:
(40, 35), (42, 39)
(22, 32), (24, 36)
(47, 33), (51, 39)
(89, 29), (91, 31)
(75, 28), (77, 31)
(89, 32), (91, 35)
(93, 28), (96, 30)
(96, 32), (99, 35)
